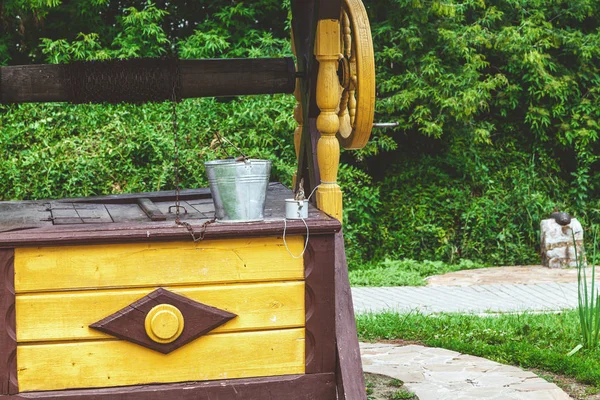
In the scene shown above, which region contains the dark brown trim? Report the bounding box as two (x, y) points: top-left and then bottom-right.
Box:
(291, 0), (321, 197)
(60, 188), (211, 205)
(9, 373), (335, 399)
(334, 231), (366, 400)
(304, 236), (336, 374)
(0, 183), (341, 248)
(90, 288), (236, 354)
(0, 217), (340, 248)
(0, 249), (17, 395)
(318, 0), (343, 20)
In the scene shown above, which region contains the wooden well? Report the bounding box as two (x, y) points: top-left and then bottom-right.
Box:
(0, 184), (351, 399)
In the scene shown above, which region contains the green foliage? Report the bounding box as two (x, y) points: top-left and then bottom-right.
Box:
(357, 310), (600, 388)
(2, 0), (600, 272)
(391, 390), (415, 400)
(0, 95), (297, 200)
(358, 0), (600, 265)
(349, 259), (485, 286)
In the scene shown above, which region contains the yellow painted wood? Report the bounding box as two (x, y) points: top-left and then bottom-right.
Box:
(17, 328), (305, 391)
(337, 0), (376, 150)
(315, 19), (343, 222)
(16, 281), (305, 342)
(14, 237), (305, 293)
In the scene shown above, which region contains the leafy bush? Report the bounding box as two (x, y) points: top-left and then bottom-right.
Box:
(2, 0), (600, 271)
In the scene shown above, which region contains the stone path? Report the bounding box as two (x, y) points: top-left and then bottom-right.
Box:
(361, 343), (571, 400)
(352, 282), (578, 314)
(356, 267), (580, 399)
(352, 266), (598, 314)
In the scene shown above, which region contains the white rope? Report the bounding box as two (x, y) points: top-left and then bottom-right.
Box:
(283, 217), (309, 259)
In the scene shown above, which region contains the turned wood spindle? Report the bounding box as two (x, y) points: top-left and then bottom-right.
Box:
(315, 19), (343, 222)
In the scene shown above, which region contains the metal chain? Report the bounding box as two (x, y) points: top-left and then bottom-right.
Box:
(170, 58), (214, 241)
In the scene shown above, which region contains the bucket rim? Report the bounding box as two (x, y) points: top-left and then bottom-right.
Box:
(285, 198), (308, 203)
(205, 159), (272, 167)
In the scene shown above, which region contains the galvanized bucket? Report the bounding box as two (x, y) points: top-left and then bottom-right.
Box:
(205, 159), (271, 222)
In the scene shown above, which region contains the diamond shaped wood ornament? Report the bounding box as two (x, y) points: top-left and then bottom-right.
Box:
(90, 288), (237, 354)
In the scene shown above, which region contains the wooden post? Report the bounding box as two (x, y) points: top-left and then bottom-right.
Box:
(314, 19), (343, 222)
(292, 33), (303, 188)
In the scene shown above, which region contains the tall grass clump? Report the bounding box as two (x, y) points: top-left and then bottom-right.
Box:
(575, 228), (600, 350)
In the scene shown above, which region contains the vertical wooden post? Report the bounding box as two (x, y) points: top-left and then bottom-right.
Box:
(292, 33), (303, 188)
(314, 19), (343, 222)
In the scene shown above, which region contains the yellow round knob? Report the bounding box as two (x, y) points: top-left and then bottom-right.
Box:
(145, 304), (184, 344)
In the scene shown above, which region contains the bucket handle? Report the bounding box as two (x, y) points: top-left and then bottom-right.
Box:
(215, 131), (248, 161)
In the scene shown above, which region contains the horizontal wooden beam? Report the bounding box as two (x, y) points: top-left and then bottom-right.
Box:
(10, 373), (336, 399)
(0, 58), (296, 104)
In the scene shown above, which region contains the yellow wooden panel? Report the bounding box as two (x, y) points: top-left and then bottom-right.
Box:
(18, 328), (305, 392)
(14, 237), (304, 293)
(16, 281), (305, 342)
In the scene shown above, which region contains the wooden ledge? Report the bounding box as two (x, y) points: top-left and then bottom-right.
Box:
(0, 183), (341, 247)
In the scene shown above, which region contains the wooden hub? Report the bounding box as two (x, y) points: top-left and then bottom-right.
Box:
(145, 304), (185, 344)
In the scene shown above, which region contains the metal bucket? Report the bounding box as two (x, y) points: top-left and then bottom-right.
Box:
(205, 159), (271, 222)
(285, 199), (308, 219)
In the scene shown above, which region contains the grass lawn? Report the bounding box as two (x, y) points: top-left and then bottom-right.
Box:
(357, 310), (600, 388)
(349, 259), (486, 286)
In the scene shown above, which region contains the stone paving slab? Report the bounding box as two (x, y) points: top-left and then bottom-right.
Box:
(426, 266), (599, 286)
(361, 343), (572, 400)
(352, 283), (578, 314)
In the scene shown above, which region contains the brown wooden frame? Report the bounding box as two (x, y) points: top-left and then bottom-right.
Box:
(0, 231), (342, 399)
(5, 374), (335, 399)
(0, 249), (17, 395)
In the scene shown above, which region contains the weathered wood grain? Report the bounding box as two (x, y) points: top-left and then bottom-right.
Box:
(0, 183), (341, 247)
(16, 281), (305, 343)
(0, 249), (17, 395)
(136, 198), (166, 221)
(14, 237), (305, 293)
(334, 231), (366, 400)
(304, 236), (336, 374)
(17, 328), (305, 391)
(0, 58), (295, 104)
(10, 373), (336, 399)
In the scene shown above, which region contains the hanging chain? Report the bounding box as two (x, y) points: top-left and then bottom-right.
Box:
(170, 58), (215, 242)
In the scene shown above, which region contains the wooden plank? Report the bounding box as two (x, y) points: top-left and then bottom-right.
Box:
(60, 187), (212, 205)
(14, 237), (305, 293)
(11, 373), (336, 399)
(17, 328), (305, 392)
(0, 249), (18, 395)
(0, 183), (341, 247)
(0, 58), (296, 104)
(137, 198), (166, 221)
(104, 203), (150, 223)
(304, 236), (336, 374)
(16, 282), (305, 342)
(0, 218), (340, 248)
(0, 203), (51, 233)
(49, 203), (113, 225)
(334, 231), (366, 399)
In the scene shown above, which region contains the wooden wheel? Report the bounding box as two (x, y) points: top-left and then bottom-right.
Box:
(336, 0), (375, 150)
(291, 0), (375, 152)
